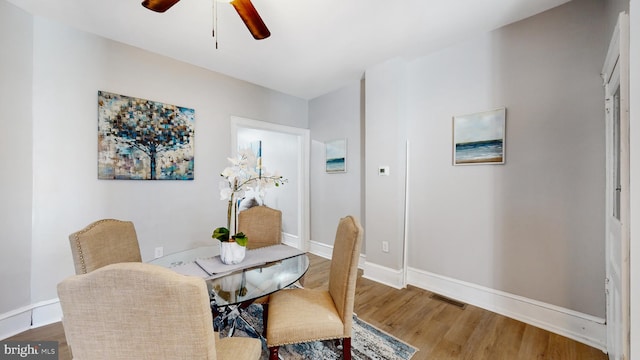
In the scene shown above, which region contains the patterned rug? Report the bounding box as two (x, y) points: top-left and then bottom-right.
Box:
(218, 304), (418, 360)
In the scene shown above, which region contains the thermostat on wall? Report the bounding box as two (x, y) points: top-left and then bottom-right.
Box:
(378, 166), (390, 176)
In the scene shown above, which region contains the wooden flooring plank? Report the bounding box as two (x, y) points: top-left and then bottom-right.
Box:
(517, 325), (550, 360)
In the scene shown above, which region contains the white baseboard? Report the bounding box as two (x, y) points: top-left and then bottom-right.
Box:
(352, 257), (606, 352)
(362, 261), (404, 289)
(31, 299), (62, 328)
(282, 232), (300, 249)
(0, 299), (62, 340)
(407, 267), (607, 352)
(308, 239), (333, 259)
(308, 239), (366, 269)
(0, 238), (328, 338)
(2, 243), (607, 353)
(0, 306), (32, 340)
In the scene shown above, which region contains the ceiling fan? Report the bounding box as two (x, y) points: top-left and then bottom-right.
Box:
(141, 0), (271, 40)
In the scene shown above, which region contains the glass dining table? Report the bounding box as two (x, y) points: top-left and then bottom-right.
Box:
(149, 244), (309, 335)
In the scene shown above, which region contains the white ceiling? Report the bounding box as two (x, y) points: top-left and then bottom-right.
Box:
(7, 0), (569, 99)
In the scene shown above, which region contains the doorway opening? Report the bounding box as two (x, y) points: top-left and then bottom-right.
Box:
(230, 116), (310, 251)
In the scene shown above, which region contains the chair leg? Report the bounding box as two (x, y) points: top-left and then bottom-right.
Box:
(343, 337), (351, 360)
(262, 303), (268, 337)
(269, 346), (279, 360)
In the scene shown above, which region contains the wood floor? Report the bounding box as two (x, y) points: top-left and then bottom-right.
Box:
(5, 253), (608, 360)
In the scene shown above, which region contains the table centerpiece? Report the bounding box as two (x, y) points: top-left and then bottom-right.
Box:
(213, 148), (286, 264)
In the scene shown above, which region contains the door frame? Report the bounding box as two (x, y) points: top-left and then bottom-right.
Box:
(602, 11), (630, 360)
(230, 116), (311, 251)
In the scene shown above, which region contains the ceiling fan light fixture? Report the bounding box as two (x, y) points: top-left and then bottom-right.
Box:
(141, 0), (181, 13)
(230, 0), (271, 40)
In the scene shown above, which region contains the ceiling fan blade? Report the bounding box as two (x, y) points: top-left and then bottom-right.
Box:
(230, 0), (271, 40)
(141, 0), (181, 13)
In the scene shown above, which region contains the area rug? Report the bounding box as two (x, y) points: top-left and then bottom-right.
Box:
(219, 304), (418, 360)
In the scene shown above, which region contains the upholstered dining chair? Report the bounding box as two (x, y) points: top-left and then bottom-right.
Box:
(266, 215), (363, 360)
(57, 262), (263, 360)
(238, 205), (282, 250)
(237, 205), (283, 334)
(68, 219), (142, 274)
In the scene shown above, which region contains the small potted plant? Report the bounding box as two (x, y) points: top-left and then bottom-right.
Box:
(212, 227), (248, 265)
(213, 148), (286, 264)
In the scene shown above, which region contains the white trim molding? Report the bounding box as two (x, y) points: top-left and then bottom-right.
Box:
(356, 258), (606, 351)
(31, 299), (63, 328)
(0, 299), (62, 339)
(308, 239), (366, 269)
(282, 232), (301, 249)
(408, 267), (607, 352)
(230, 116), (311, 252)
(363, 261), (405, 289)
(3, 244), (606, 354)
(308, 239), (333, 259)
(0, 306), (32, 340)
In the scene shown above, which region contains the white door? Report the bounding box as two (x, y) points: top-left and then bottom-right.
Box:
(602, 12), (629, 360)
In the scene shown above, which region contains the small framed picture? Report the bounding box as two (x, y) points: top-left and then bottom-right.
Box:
(453, 108), (506, 165)
(325, 139), (347, 173)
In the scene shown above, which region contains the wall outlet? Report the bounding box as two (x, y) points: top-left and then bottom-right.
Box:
(382, 241), (389, 253)
(154, 247), (163, 259)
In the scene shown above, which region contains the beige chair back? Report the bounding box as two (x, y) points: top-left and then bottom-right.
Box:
(69, 219), (142, 274)
(328, 215), (363, 336)
(238, 206), (282, 250)
(57, 262), (217, 360)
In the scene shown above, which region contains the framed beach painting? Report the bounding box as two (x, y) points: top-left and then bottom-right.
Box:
(325, 139), (347, 173)
(453, 108), (506, 165)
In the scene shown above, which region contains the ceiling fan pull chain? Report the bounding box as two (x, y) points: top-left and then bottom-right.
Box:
(212, 0), (219, 49)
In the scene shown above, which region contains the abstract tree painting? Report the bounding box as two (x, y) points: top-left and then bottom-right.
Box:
(98, 91), (195, 180)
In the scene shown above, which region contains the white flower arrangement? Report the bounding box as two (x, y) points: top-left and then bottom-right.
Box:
(212, 148), (286, 246)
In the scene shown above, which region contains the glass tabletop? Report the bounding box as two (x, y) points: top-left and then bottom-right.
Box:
(150, 245), (309, 307)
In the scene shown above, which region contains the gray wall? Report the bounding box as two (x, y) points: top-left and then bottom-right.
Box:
(364, 58), (409, 268)
(0, 1), (33, 317)
(362, 0), (608, 317)
(1, 0), (627, 335)
(605, 0), (629, 36)
(0, 6), (307, 327)
(309, 81), (363, 248)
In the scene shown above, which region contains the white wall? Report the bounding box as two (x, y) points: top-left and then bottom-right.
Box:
(308, 81), (363, 249)
(0, 1), (33, 328)
(0, 12), (307, 329)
